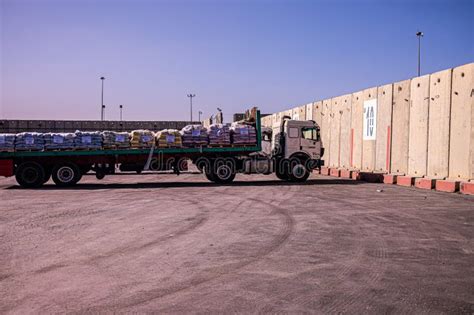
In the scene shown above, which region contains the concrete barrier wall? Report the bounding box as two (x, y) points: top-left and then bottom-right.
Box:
(339, 94), (352, 169)
(390, 80), (411, 174)
(375, 84), (393, 173)
(408, 75), (430, 176)
(262, 62), (473, 180)
(329, 96), (342, 167)
(313, 101), (323, 128)
(449, 63), (474, 180)
(298, 105), (306, 121)
(427, 69), (452, 179)
(361, 87), (378, 171)
(321, 99), (332, 164)
(351, 91), (364, 169)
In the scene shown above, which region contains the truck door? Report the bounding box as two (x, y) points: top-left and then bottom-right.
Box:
(285, 126), (301, 157)
(300, 127), (321, 159)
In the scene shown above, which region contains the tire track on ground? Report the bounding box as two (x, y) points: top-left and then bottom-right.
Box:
(79, 185), (296, 312)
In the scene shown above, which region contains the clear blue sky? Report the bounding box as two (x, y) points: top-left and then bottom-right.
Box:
(1, 0), (473, 121)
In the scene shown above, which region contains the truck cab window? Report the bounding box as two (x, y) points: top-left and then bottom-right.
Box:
(301, 127), (318, 140)
(289, 127), (299, 138)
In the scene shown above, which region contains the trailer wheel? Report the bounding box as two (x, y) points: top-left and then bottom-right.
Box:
(52, 163), (82, 187)
(288, 158), (310, 182)
(211, 159), (236, 184)
(15, 162), (46, 188)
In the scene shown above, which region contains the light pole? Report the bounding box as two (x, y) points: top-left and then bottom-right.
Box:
(102, 105), (106, 120)
(119, 105), (123, 121)
(198, 110), (203, 122)
(187, 94), (196, 123)
(416, 31), (423, 77)
(100, 77), (105, 120)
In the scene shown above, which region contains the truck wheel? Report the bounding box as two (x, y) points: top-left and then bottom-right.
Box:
(15, 162), (45, 188)
(275, 171), (289, 181)
(275, 158), (290, 181)
(288, 159), (310, 182)
(52, 163), (82, 187)
(212, 163), (236, 184)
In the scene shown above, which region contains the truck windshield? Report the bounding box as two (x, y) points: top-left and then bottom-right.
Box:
(302, 127), (318, 140)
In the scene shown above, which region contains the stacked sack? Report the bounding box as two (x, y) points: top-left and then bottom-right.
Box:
(43, 133), (75, 150)
(0, 134), (16, 152)
(180, 125), (208, 147)
(230, 123), (257, 145)
(74, 131), (102, 149)
(208, 124), (230, 146)
(15, 132), (45, 151)
(102, 131), (130, 149)
(130, 130), (155, 148)
(155, 129), (182, 148)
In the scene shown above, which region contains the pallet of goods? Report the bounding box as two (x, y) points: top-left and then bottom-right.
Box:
(208, 124), (231, 146)
(230, 123), (257, 145)
(74, 131), (102, 150)
(130, 130), (155, 148)
(0, 134), (16, 152)
(102, 131), (130, 149)
(180, 125), (208, 147)
(14, 132), (45, 151)
(43, 133), (75, 150)
(155, 129), (182, 148)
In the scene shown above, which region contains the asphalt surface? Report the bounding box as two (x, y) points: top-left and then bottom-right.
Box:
(1, 173), (473, 314)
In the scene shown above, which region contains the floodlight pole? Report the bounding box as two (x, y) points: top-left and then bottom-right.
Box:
(100, 77), (105, 121)
(187, 94), (196, 123)
(416, 31), (423, 77)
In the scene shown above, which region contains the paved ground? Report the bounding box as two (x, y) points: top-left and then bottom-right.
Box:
(0, 173), (473, 314)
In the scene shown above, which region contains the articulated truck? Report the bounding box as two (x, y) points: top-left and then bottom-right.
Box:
(0, 109), (324, 188)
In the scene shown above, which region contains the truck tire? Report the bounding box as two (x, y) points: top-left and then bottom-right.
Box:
(288, 158), (310, 182)
(275, 158), (290, 181)
(52, 163), (82, 187)
(207, 158), (236, 184)
(15, 162), (46, 188)
(275, 171), (289, 181)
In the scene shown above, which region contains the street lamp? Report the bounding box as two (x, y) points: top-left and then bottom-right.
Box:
(102, 105), (106, 120)
(119, 105), (123, 121)
(198, 110), (203, 122)
(416, 31), (423, 77)
(187, 94), (196, 122)
(100, 77), (105, 121)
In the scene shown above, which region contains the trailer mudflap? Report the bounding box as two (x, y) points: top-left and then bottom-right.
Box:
(0, 159), (14, 177)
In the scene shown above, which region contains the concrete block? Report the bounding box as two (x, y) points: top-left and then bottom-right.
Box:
(321, 99), (332, 167)
(329, 168), (341, 177)
(427, 69), (452, 179)
(340, 169), (352, 178)
(408, 75), (430, 176)
(351, 170), (361, 180)
(375, 84), (393, 173)
(305, 103), (313, 121)
(312, 101), (322, 128)
(415, 178), (436, 190)
(449, 63), (474, 180)
(397, 176), (415, 187)
(298, 105), (306, 121)
(351, 91), (364, 169)
(383, 174), (397, 184)
(339, 94), (352, 169)
(362, 87), (378, 171)
(460, 181), (474, 195)
(359, 172), (384, 183)
(435, 179), (460, 193)
(391, 80), (411, 174)
(329, 97), (342, 168)
(320, 166), (330, 176)
(291, 107), (300, 120)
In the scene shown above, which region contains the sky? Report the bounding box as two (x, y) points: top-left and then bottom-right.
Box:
(0, 0), (473, 122)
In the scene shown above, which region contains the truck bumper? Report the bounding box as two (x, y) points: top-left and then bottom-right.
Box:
(0, 159), (14, 177)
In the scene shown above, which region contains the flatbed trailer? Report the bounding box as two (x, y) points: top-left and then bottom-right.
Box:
(0, 111), (263, 187)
